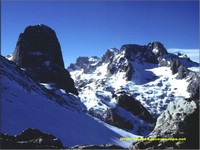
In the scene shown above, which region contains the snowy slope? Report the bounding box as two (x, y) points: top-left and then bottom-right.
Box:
(70, 58), (190, 117)
(1, 55), (140, 148)
(68, 43), (199, 126)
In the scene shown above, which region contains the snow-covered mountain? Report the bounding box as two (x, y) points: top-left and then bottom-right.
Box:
(1, 24), (144, 148)
(68, 42), (199, 136)
(1, 55), (141, 148)
(1, 24), (199, 149)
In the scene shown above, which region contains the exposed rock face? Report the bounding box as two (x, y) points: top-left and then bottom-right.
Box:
(169, 59), (189, 79)
(170, 59), (181, 75)
(106, 108), (134, 130)
(116, 94), (155, 123)
(120, 42), (168, 64)
(130, 98), (199, 149)
(68, 56), (100, 74)
(147, 42), (168, 57)
(187, 73), (200, 100)
(88, 106), (133, 130)
(11, 24), (78, 95)
(68, 41), (199, 135)
(1, 128), (64, 149)
(107, 59), (134, 80)
(176, 65), (189, 79)
(101, 48), (117, 63)
(103, 49), (134, 81)
(12, 24), (64, 67)
(121, 44), (157, 64)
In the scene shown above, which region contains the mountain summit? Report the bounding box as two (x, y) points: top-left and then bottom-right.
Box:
(68, 42), (199, 134)
(10, 24), (78, 95)
(12, 24), (64, 67)
(2, 24), (199, 149)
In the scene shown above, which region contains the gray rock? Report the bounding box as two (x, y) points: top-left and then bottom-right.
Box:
(106, 53), (134, 81)
(130, 98), (199, 149)
(101, 49), (116, 63)
(187, 73), (200, 100)
(170, 59), (181, 75)
(169, 58), (189, 79)
(176, 65), (189, 79)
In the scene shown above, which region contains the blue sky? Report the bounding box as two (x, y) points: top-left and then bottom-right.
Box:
(1, 1), (199, 67)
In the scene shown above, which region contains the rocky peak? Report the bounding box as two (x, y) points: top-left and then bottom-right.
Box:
(10, 24), (78, 95)
(101, 48), (118, 63)
(147, 41), (168, 56)
(12, 24), (64, 68)
(119, 42), (168, 64)
(120, 44), (146, 59)
(68, 56), (100, 74)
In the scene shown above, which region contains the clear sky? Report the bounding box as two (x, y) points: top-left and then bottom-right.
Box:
(1, 1), (199, 67)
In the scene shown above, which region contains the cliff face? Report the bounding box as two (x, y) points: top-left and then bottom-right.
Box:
(12, 24), (64, 68)
(130, 98), (199, 149)
(11, 24), (78, 95)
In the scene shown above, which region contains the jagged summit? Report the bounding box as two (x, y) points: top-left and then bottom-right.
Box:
(68, 41), (199, 134)
(9, 24), (78, 95)
(119, 41), (168, 64)
(147, 41), (168, 55)
(69, 41), (198, 81)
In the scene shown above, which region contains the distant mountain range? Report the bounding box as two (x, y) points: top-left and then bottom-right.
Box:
(1, 24), (199, 149)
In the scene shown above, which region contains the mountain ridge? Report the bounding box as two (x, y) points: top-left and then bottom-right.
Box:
(2, 24), (199, 149)
(68, 41), (199, 133)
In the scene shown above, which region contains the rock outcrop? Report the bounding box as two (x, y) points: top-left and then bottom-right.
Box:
(170, 59), (181, 75)
(120, 42), (168, 64)
(106, 108), (134, 130)
(12, 24), (64, 67)
(10, 24), (78, 95)
(170, 59), (189, 79)
(187, 73), (200, 100)
(147, 42), (168, 57)
(130, 98), (199, 149)
(176, 64), (189, 79)
(1, 128), (64, 149)
(116, 94), (155, 123)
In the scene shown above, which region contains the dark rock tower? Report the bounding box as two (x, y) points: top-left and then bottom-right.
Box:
(11, 24), (78, 95)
